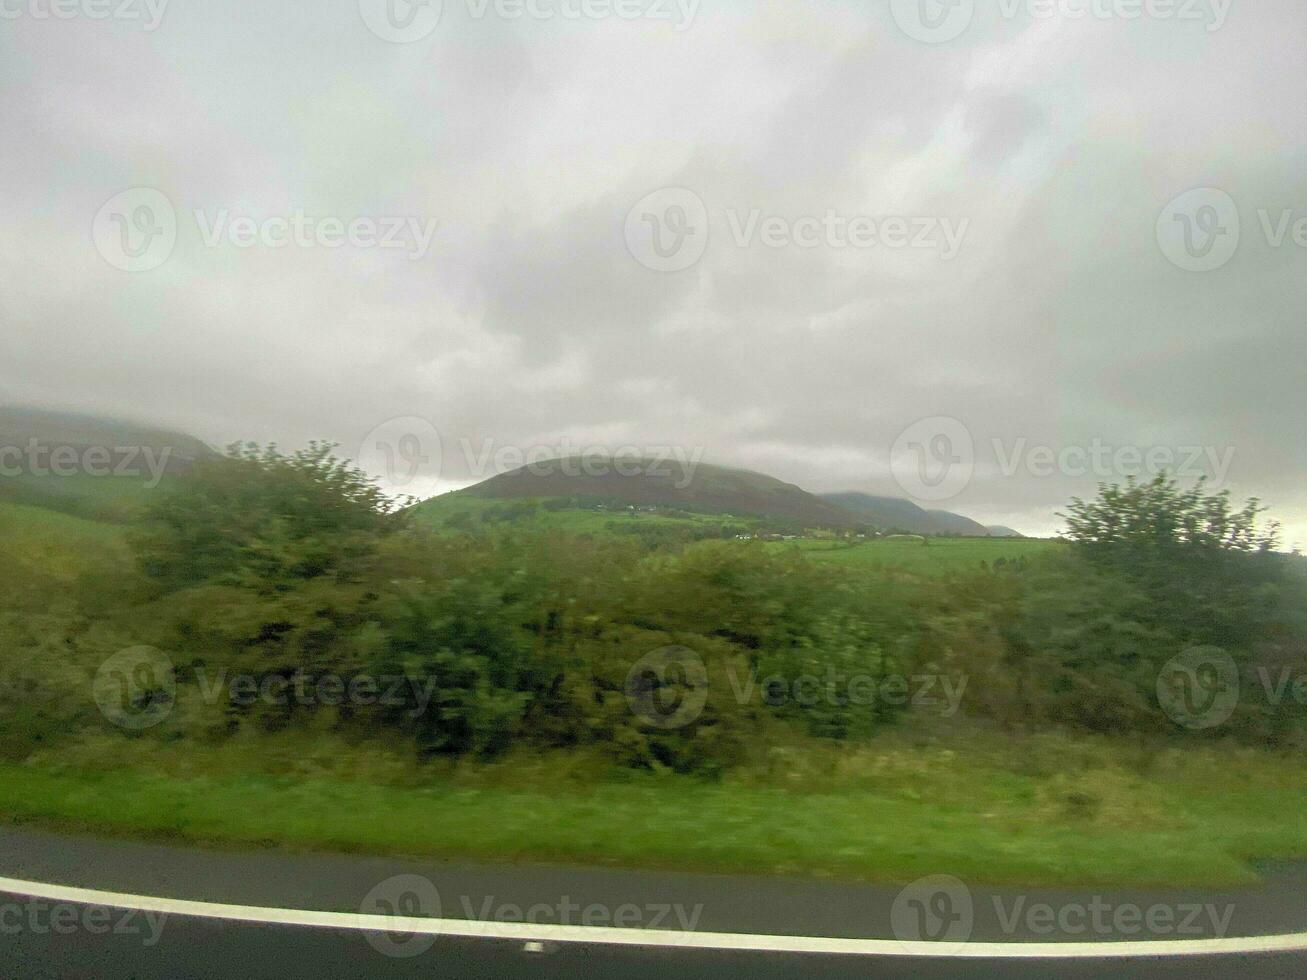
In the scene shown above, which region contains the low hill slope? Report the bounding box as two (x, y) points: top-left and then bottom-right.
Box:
(923, 508), (990, 537)
(986, 525), (1025, 538)
(821, 492), (991, 536)
(0, 406), (214, 520)
(440, 456), (860, 528)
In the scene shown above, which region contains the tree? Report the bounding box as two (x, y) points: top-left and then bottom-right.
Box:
(134, 442), (408, 591)
(1062, 474), (1278, 555)
(1059, 474), (1284, 648)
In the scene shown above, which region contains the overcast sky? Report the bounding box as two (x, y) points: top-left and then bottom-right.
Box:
(1, 1), (1304, 543)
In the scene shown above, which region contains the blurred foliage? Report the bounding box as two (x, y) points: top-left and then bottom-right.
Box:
(0, 452), (1303, 776)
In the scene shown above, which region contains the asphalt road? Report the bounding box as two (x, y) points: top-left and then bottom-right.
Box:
(3, 826), (1307, 978)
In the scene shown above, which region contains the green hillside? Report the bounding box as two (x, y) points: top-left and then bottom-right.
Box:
(0, 406), (214, 521)
(414, 490), (772, 540)
(820, 492), (994, 536)
(448, 456), (861, 529)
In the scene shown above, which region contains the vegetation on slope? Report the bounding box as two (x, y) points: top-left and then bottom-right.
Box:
(2, 441), (1305, 884)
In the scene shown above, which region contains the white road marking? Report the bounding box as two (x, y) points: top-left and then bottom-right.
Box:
(1, 875), (1306, 959)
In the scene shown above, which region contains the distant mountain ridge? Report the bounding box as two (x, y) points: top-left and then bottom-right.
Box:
(819, 492), (1004, 537)
(437, 458), (1013, 536)
(454, 456), (860, 528)
(0, 406), (213, 462)
(0, 406), (1022, 536)
(0, 406), (215, 520)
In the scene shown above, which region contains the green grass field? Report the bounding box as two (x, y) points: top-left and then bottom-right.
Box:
(6, 728), (1307, 886)
(769, 536), (1062, 572)
(414, 493), (769, 535)
(0, 500), (130, 581)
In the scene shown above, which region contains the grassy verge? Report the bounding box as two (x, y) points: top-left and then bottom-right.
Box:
(5, 731), (1307, 887)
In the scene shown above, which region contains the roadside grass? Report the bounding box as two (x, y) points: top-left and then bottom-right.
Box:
(6, 727), (1307, 888)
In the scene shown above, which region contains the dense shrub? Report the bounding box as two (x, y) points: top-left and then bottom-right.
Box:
(3, 453), (1305, 773)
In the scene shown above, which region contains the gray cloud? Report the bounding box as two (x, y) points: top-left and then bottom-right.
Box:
(1, 1), (1304, 544)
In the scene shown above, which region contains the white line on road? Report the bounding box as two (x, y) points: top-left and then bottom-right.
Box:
(2, 875), (1306, 959)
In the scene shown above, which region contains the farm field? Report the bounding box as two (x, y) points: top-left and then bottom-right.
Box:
(769, 535), (1063, 572)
